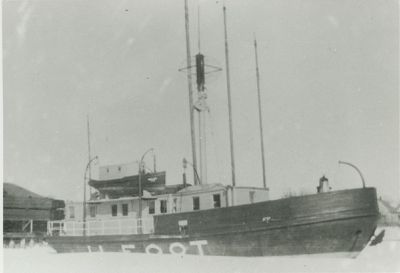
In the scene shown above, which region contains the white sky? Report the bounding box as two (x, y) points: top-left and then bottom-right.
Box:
(3, 0), (399, 202)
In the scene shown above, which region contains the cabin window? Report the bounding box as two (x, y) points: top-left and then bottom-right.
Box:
(122, 204), (128, 216)
(69, 206), (75, 219)
(160, 200), (167, 213)
(213, 194), (221, 208)
(173, 198), (178, 213)
(249, 191), (255, 204)
(193, 197), (200, 210)
(111, 204), (118, 216)
(149, 200), (155, 214)
(89, 206), (96, 218)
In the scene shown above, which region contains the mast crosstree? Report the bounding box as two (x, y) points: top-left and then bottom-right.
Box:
(179, 52), (221, 185)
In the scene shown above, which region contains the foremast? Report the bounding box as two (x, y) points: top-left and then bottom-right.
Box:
(193, 53), (209, 184)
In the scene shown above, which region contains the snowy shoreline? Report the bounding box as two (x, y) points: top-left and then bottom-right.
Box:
(4, 227), (400, 273)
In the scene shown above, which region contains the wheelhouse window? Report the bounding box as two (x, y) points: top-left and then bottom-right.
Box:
(69, 206), (75, 219)
(193, 197), (200, 210)
(122, 204), (128, 216)
(160, 200), (167, 213)
(149, 200), (155, 214)
(111, 204), (118, 216)
(213, 194), (221, 208)
(89, 205), (96, 218)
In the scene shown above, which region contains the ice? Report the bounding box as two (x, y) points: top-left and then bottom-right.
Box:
(4, 227), (400, 273)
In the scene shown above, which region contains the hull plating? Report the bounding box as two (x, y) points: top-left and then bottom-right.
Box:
(47, 188), (379, 257)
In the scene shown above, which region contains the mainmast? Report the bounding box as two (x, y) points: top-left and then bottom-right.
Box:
(184, 0), (199, 185)
(181, 1), (221, 185)
(194, 53), (209, 184)
(223, 4), (236, 187)
(254, 37), (267, 189)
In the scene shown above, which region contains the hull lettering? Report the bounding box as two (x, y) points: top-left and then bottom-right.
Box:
(189, 240), (207, 256)
(169, 242), (186, 255)
(117, 240), (208, 255)
(121, 244), (136, 253)
(145, 244), (163, 254)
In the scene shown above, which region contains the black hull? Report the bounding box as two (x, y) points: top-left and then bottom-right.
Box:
(48, 188), (379, 257)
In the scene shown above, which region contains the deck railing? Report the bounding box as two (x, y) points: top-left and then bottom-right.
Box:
(47, 217), (154, 236)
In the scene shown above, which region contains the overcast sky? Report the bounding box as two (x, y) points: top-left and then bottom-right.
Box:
(3, 0), (399, 202)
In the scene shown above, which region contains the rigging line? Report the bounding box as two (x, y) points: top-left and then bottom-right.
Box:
(254, 35), (267, 189)
(197, 104), (203, 184)
(207, 110), (224, 184)
(87, 115), (93, 195)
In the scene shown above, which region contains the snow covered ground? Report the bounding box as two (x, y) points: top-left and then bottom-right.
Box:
(4, 227), (400, 273)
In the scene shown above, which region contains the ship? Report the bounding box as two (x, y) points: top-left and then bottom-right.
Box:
(46, 2), (381, 258)
(47, 172), (379, 257)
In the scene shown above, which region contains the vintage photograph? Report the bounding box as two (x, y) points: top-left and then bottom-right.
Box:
(3, 0), (399, 272)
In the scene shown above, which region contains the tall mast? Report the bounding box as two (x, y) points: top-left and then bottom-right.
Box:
(181, 1), (221, 185)
(254, 37), (267, 189)
(194, 53), (208, 184)
(197, 4), (201, 52)
(223, 4), (236, 187)
(184, 0), (199, 185)
(194, 4), (208, 185)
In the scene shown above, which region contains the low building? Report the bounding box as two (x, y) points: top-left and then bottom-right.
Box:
(3, 183), (65, 244)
